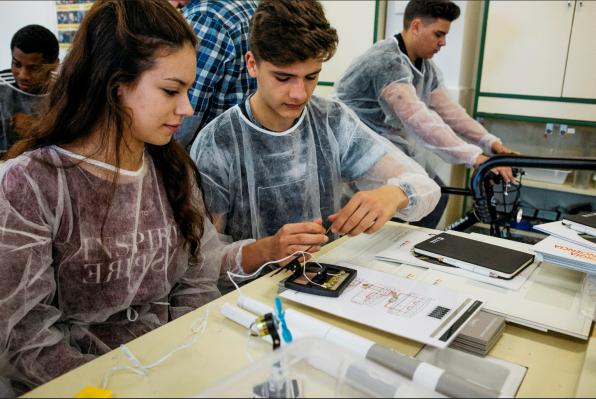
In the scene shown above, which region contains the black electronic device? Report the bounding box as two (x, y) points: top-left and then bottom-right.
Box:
(283, 262), (357, 297)
(413, 233), (534, 279)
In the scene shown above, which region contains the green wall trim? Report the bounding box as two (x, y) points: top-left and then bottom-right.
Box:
(473, 0), (490, 118)
(317, 81), (335, 87)
(373, 0), (380, 43)
(478, 92), (596, 105)
(476, 112), (596, 128)
(473, 1), (596, 124)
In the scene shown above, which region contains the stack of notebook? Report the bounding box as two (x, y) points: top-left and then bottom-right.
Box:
(533, 213), (596, 274)
(450, 311), (506, 356)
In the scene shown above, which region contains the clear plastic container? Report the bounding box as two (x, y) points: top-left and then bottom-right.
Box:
(524, 168), (571, 184)
(196, 337), (442, 398)
(415, 346), (527, 397)
(573, 170), (593, 189)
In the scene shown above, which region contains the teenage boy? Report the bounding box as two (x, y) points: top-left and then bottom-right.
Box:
(335, 0), (518, 227)
(0, 25), (58, 153)
(190, 0), (441, 279)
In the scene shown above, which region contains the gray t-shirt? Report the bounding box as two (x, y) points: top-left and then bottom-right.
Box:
(0, 70), (46, 152)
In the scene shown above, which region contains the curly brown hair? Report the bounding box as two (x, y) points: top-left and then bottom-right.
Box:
(249, 0), (338, 66)
(7, 0), (207, 255)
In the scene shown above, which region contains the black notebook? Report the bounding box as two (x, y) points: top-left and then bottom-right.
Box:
(413, 233), (535, 279)
(562, 212), (596, 237)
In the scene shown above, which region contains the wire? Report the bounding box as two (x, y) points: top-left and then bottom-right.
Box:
(100, 307), (210, 389)
(492, 174), (523, 237)
(300, 257), (327, 288)
(227, 250), (325, 294)
(474, 170), (523, 238)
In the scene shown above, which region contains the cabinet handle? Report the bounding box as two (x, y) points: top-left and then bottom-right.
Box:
(579, 0), (583, 6)
(567, 0), (571, 6)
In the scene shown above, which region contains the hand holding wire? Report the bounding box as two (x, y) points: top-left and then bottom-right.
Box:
(268, 220), (328, 260)
(328, 185), (406, 236)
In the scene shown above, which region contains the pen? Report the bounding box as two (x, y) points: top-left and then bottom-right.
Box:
(439, 257), (500, 279)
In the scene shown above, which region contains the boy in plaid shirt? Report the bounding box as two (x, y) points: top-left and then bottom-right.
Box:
(175, 0), (257, 147)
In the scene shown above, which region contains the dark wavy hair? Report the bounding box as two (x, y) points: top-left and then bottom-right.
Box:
(404, 0), (461, 29)
(7, 0), (207, 255)
(249, 0), (338, 65)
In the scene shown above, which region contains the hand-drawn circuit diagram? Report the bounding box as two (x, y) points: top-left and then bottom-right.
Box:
(345, 278), (432, 317)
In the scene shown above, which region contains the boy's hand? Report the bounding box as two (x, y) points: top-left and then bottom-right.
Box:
(329, 185), (407, 236)
(474, 154), (516, 184)
(491, 142), (519, 155)
(267, 220), (328, 259)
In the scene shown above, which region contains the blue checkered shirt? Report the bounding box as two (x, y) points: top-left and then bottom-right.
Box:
(181, 0), (256, 145)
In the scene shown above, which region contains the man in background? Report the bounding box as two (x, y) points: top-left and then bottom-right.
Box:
(172, 0), (257, 148)
(0, 24), (58, 154)
(335, 0), (517, 228)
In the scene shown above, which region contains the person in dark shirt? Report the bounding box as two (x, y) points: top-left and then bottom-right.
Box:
(0, 24), (58, 153)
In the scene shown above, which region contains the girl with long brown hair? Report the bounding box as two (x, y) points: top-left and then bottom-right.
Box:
(0, 0), (250, 392)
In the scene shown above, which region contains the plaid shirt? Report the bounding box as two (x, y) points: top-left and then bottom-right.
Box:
(181, 0), (256, 145)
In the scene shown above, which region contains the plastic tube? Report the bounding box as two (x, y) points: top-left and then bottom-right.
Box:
(233, 296), (499, 398)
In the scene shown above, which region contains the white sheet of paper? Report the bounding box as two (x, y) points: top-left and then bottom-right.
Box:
(280, 264), (483, 348)
(534, 221), (596, 251)
(318, 223), (592, 340)
(375, 230), (537, 290)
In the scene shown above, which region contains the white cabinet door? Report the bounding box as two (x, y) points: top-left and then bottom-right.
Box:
(562, 1), (596, 99)
(317, 1), (377, 83)
(480, 1), (574, 97)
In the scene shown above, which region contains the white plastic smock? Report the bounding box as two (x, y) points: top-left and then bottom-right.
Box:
(190, 95), (440, 245)
(0, 146), (247, 390)
(335, 37), (501, 168)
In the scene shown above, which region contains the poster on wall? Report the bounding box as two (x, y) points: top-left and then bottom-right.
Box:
(56, 0), (94, 49)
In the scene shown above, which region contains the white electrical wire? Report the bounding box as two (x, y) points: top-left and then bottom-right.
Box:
(226, 249), (339, 296)
(100, 307), (210, 389)
(99, 245), (336, 391)
(100, 249), (329, 390)
(226, 251), (316, 294)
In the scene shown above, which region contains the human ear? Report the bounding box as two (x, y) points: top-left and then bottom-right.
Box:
(245, 51), (258, 78)
(411, 18), (422, 36)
